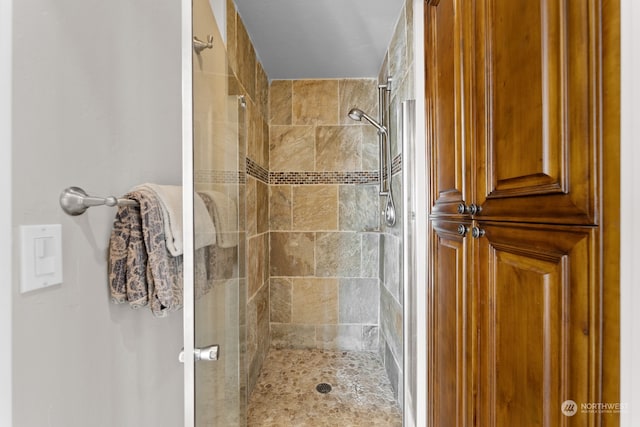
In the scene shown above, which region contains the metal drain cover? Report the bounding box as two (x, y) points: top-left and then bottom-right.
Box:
(316, 383), (332, 394)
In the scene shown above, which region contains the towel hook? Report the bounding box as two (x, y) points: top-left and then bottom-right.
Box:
(193, 35), (214, 54)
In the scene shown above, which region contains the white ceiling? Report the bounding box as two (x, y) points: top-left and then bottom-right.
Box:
(232, 0), (405, 80)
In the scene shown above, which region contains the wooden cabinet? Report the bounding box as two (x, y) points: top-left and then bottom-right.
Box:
(472, 1), (599, 225)
(429, 219), (472, 427)
(428, 0), (599, 225)
(425, 0), (619, 425)
(475, 222), (598, 426)
(425, 0), (468, 217)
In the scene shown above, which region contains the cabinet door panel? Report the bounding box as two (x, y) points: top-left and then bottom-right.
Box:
(474, 0), (599, 224)
(429, 220), (472, 427)
(426, 0), (468, 216)
(476, 223), (600, 426)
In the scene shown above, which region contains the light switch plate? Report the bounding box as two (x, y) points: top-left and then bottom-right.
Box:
(20, 224), (63, 293)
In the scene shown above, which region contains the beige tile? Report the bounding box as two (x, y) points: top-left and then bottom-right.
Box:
(255, 283), (270, 343)
(378, 54), (389, 85)
(316, 126), (362, 171)
(388, 6), (407, 81)
(339, 79), (378, 125)
(246, 177), (257, 237)
(261, 232), (270, 285)
(269, 125), (315, 171)
(256, 179), (269, 234)
(270, 278), (292, 323)
(291, 278), (338, 324)
(362, 125), (379, 171)
(270, 185), (292, 230)
(228, 68), (241, 97)
(270, 80), (292, 125)
(361, 232), (380, 278)
(406, 1), (414, 68)
(380, 286), (403, 368)
(246, 101), (259, 163)
(247, 282), (270, 395)
(256, 61), (269, 119)
(270, 324), (316, 349)
(292, 185), (338, 230)
(315, 232), (362, 277)
(292, 80), (339, 125)
(316, 324), (365, 351)
(338, 184), (380, 231)
(262, 118), (269, 170)
(269, 232), (315, 276)
(226, 0), (237, 73)
(247, 234), (266, 298)
(339, 278), (379, 324)
(246, 292), (258, 363)
(236, 15), (256, 100)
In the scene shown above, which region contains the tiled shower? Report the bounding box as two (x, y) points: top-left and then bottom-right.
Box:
(196, 0), (415, 423)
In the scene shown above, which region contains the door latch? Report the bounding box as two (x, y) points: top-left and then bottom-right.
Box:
(178, 344), (219, 363)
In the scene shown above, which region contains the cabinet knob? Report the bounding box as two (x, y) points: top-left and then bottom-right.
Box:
(457, 224), (468, 236)
(471, 226), (485, 239)
(457, 203), (482, 215)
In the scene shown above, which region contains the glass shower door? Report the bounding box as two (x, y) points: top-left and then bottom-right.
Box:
(186, 0), (246, 425)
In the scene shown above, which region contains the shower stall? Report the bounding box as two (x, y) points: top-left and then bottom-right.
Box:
(182, 0), (420, 425)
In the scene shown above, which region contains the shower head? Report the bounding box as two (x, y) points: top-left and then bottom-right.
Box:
(347, 108), (387, 134)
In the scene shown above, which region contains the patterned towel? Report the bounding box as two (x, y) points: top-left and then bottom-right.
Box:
(198, 191), (238, 281)
(137, 184), (217, 256)
(198, 190), (239, 248)
(109, 188), (208, 317)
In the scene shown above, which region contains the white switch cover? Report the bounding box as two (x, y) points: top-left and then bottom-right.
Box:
(20, 224), (63, 293)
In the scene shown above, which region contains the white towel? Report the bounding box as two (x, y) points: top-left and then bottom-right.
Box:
(198, 190), (239, 248)
(136, 184), (217, 256)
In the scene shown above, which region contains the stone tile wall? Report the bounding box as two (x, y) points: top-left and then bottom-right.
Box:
(219, 0), (414, 406)
(226, 0), (271, 397)
(268, 78), (383, 352)
(376, 0), (415, 405)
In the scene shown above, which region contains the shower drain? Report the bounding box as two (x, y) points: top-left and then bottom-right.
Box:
(316, 383), (332, 394)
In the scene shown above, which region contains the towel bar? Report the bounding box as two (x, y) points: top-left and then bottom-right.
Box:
(59, 186), (138, 216)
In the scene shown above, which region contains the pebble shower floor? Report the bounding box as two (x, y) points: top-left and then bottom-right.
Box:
(247, 348), (402, 426)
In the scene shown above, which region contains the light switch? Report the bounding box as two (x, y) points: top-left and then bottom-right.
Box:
(20, 224), (63, 293)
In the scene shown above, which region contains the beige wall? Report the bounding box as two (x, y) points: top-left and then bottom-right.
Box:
(11, 1), (183, 426)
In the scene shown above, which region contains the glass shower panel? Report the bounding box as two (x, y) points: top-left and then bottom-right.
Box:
(192, 0), (246, 425)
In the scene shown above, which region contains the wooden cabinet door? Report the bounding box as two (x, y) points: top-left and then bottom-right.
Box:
(473, 0), (600, 225)
(428, 219), (473, 427)
(425, 0), (470, 217)
(475, 222), (600, 426)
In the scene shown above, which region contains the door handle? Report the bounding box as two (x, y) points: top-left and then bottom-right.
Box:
(178, 344), (219, 363)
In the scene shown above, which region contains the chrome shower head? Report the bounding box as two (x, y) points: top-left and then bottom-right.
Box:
(347, 108), (387, 134)
(348, 108), (365, 121)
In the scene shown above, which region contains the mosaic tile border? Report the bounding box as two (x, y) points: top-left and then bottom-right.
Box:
(195, 170), (246, 184)
(243, 154), (403, 185)
(196, 155), (402, 184)
(392, 153), (402, 176)
(247, 158), (269, 183)
(270, 171), (379, 185)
